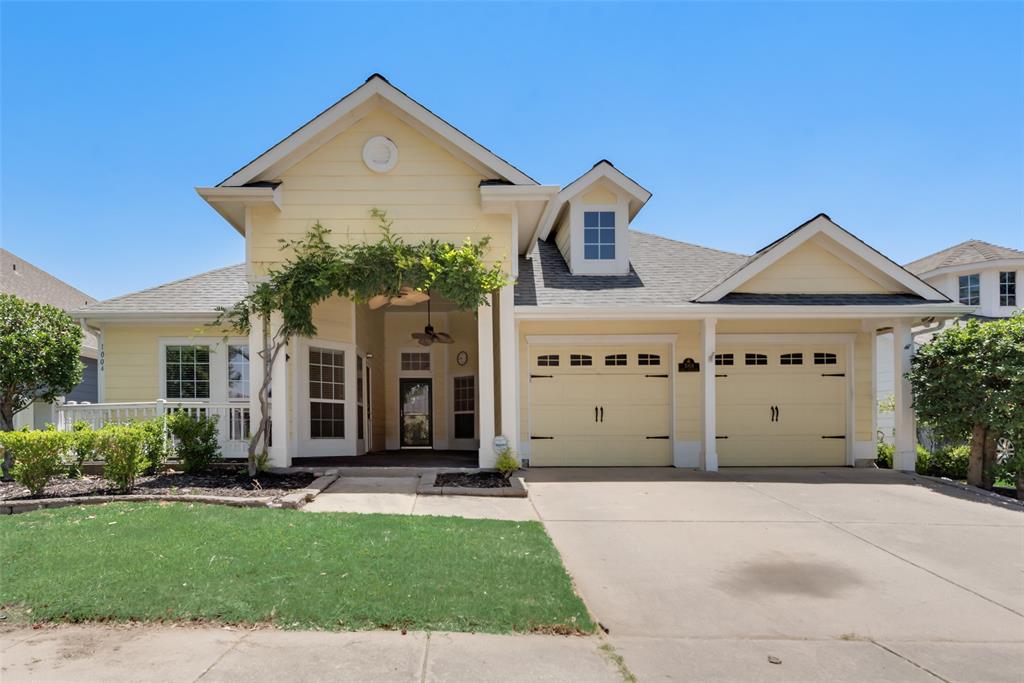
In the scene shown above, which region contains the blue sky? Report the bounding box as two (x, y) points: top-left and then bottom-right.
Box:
(2, 1), (1022, 300)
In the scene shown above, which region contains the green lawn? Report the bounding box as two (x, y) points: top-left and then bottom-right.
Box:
(0, 502), (594, 634)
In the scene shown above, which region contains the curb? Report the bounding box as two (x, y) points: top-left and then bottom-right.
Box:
(904, 472), (1023, 508)
(0, 493), (277, 515)
(276, 472), (340, 509)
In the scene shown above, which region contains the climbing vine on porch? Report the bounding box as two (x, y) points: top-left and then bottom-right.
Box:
(217, 208), (511, 475)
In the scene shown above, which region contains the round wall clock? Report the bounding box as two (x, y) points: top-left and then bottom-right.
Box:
(362, 136), (398, 173)
(457, 350), (469, 366)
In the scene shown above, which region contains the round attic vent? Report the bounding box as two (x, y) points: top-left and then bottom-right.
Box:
(362, 136), (398, 173)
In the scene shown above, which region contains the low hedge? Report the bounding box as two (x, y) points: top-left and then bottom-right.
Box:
(876, 440), (969, 480)
(0, 431), (72, 495)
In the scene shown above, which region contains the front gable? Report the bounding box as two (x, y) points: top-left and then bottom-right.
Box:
(697, 214), (949, 302)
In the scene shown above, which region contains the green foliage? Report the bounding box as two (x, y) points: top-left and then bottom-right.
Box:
(98, 425), (147, 492)
(218, 209), (510, 340)
(0, 293), (84, 432)
(495, 447), (519, 480)
(915, 444), (970, 480)
(255, 450), (270, 473)
(908, 315), (1024, 448)
(168, 411), (221, 473)
(875, 440), (893, 469)
(133, 418), (170, 474)
(67, 421), (100, 477)
(0, 430), (71, 495)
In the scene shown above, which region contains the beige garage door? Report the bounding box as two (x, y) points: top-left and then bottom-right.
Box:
(528, 345), (672, 466)
(716, 346), (847, 466)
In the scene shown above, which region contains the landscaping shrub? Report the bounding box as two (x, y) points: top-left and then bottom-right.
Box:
(67, 421), (100, 477)
(168, 411), (221, 473)
(0, 430), (71, 496)
(875, 441), (893, 469)
(133, 417), (171, 474)
(98, 425), (147, 491)
(915, 444), (970, 480)
(494, 447), (519, 480)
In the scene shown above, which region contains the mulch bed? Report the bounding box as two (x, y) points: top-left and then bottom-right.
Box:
(0, 469), (316, 502)
(434, 472), (511, 489)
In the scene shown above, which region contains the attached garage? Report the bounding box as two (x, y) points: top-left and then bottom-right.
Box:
(715, 345), (848, 466)
(527, 344), (673, 466)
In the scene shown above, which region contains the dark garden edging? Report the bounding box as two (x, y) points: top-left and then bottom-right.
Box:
(417, 470), (528, 498)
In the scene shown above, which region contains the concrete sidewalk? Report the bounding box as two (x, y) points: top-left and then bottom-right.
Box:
(0, 625), (625, 683)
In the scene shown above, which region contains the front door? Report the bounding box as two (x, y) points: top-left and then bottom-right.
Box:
(400, 378), (432, 448)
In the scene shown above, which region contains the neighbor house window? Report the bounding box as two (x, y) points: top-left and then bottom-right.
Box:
(814, 352), (838, 365)
(570, 354), (593, 366)
(1000, 271), (1016, 306)
(227, 344), (250, 400)
(537, 354), (559, 367)
(638, 353), (661, 366)
(165, 345), (210, 400)
(959, 274), (980, 305)
(605, 353), (627, 366)
(583, 211), (615, 260)
(780, 352), (803, 365)
(714, 353), (734, 366)
(453, 376), (475, 440)
(400, 352), (430, 371)
(745, 353), (768, 366)
(309, 348), (344, 438)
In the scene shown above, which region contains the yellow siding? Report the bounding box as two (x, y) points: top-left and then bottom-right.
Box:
(101, 323), (223, 402)
(736, 239), (891, 294)
(311, 296), (354, 343)
(249, 108), (514, 274)
(580, 184), (618, 205)
(854, 331), (873, 442)
(553, 213), (572, 266)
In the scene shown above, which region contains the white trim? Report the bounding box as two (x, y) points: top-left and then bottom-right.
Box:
(219, 76), (536, 188)
(195, 186), (281, 234)
(701, 318), (717, 471)
(477, 297), (496, 467)
(716, 333), (857, 344)
(158, 337), (247, 404)
(498, 285), (518, 455)
(295, 337), (357, 458)
(913, 258), (1024, 280)
(695, 215), (949, 302)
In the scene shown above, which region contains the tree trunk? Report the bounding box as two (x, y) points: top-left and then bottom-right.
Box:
(981, 430), (998, 490)
(1, 401), (14, 481)
(967, 424), (986, 487)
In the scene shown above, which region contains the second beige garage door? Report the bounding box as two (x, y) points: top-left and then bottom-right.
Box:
(715, 345), (848, 466)
(528, 345), (672, 466)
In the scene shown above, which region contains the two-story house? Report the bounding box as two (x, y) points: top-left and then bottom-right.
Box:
(876, 240), (1023, 444)
(71, 75), (970, 472)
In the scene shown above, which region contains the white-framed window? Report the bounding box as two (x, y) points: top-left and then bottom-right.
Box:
(814, 352), (838, 365)
(453, 375), (475, 440)
(401, 351), (431, 371)
(537, 354), (559, 367)
(570, 353), (593, 367)
(309, 347), (345, 439)
(959, 273), (980, 305)
(227, 344), (250, 400)
(583, 211), (616, 260)
(714, 353), (734, 366)
(780, 352), (803, 366)
(1000, 271), (1016, 306)
(604, 353), (627, 366)
(745, 353), (768, 366)
(638, 353), (661, 366)
(165, 345), (211, 399)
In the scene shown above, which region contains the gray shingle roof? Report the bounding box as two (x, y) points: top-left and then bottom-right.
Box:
(75, 264), (247, 316)
(515, 231), (748, 306)
(1, 249), (98, 348)
(904, 240), (1024, 275)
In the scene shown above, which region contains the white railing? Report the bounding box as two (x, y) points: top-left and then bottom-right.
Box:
(56, 400), (252, 459)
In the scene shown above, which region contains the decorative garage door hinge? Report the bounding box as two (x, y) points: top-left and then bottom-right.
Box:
(530, 435), (555, 440)
(821, 435), (846, 439)
(821, 373), (845, 377)
(644, 374), (669, 378)
(715, 374), (728, 378)
(716, 435), (729, 439)
(530, 374), (554, 379)
(645, 435), (670, 439)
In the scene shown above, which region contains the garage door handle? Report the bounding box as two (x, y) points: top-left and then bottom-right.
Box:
(600, 406), (604, 422)
(595, 406), (599, 422)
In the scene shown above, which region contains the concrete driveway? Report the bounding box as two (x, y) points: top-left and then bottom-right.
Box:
(526, 468), (1024, 682)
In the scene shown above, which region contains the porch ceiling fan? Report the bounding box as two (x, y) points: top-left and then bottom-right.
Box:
(368, 286), (430, 310)
(412, 297), (453, 346)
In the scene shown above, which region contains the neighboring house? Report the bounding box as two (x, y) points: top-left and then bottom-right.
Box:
(72, 74), (969, 471)
(0, 248), (99, 429)
(875, 241), (1024, 445)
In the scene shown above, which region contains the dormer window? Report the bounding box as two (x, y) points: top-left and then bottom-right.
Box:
(583, 211), (616, 260)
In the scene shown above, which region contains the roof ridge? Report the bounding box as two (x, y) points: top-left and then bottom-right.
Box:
(88, 263), (245, 306)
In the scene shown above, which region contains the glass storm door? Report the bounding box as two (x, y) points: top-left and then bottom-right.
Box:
(400, 378), (432, 448)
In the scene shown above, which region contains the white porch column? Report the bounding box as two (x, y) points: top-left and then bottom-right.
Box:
(892, 319), (916, 471)
(477, 295), (496, 468)
(701, 318), (718, 471)
(497, 285), (518, 458)
(248, 316), (265, 453)
(268, 311), (291, 467)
